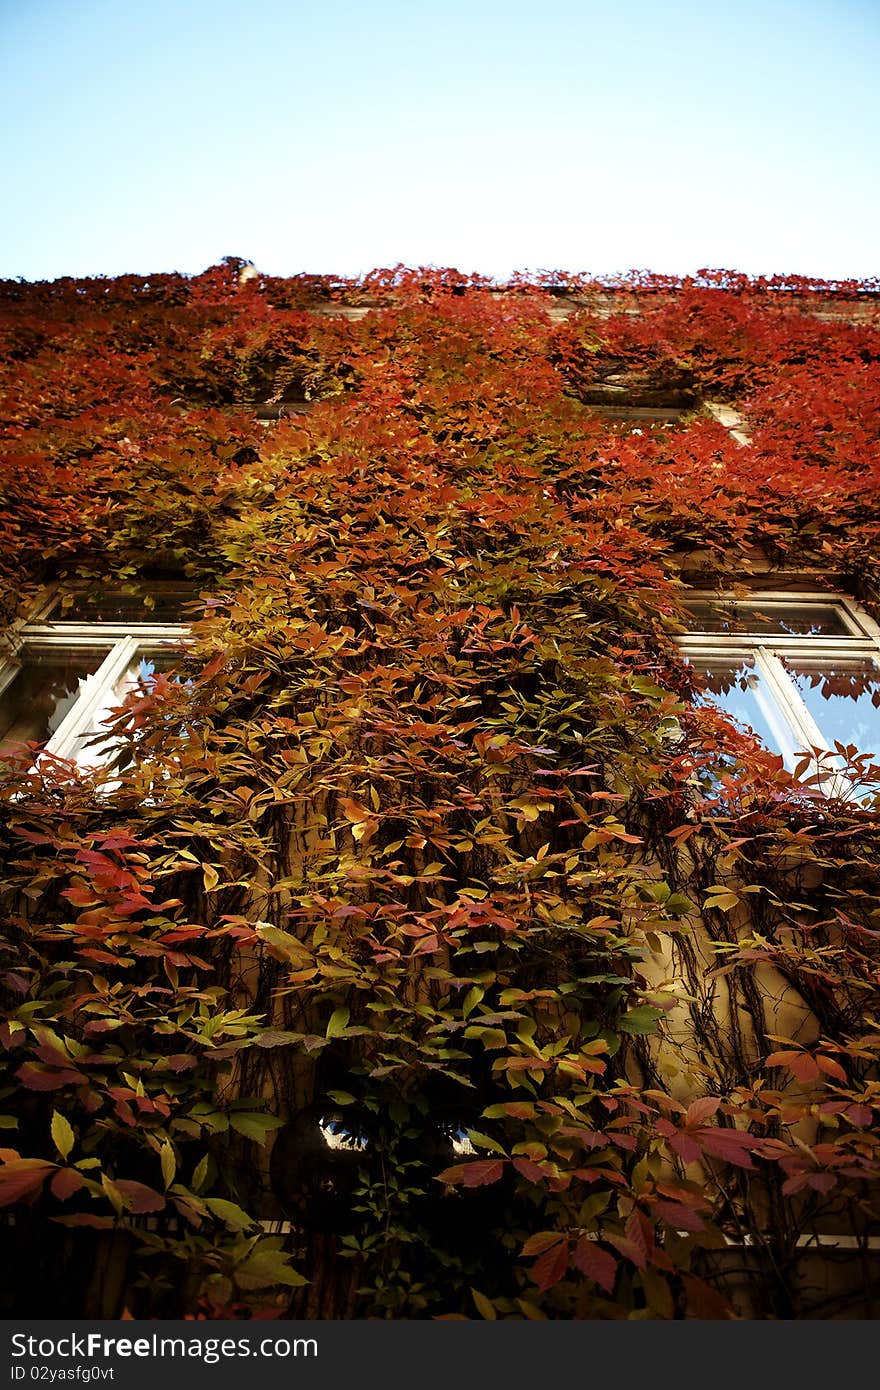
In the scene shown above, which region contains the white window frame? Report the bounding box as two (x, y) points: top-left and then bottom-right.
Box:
(0, 586), (189, 772)
(703, 401), (751, 446)
(676, 590), (880, 799)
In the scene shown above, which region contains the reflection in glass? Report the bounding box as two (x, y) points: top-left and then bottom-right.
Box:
(0, 649), (111, 756)
(786, 658), (880, 765)
(45, 585), (196, 624)
(684, 601), (850, 637)
(114, 656), (164, 700)
(695, 658), (801, 768)
(95, 655), (181, 774)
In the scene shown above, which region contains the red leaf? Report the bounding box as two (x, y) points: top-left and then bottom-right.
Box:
(806, 1173), (836, 1193)
(681, 1274), (734, 1319)
(0, 1159), (56, 1207)
(790, 1054), (821, 1083)
(83, 1020), (120, 1037)
(669, 1133), (701, 1165)
(436, 1159), (505, 1188)
(461, 1159), (505, 1188)
(843, 1104), (873, 1126)
(16, 1063), (85, 1091)
(531, 1239), (570, 1292)
(606, 1233), (647, 1269)
(34, 1044), (74, 1067)
(61, 887), (100, 907)
(652, 1199), (706, 1233)
(766, 1049), (820, 1081)
(572, 1238), (617, 1293)
(626, 1210), (654, 1263)
(685, 1097), (720, 1127)
(52, 1214), (114, 1229)
(696, 1126), (756, 1169)
(512, 1156), (547, 1183)
(765, 1050), (801, 1067)
(50, 1169), (85, 1201)
(165, 1054), (198, 1072)
(115, 1180), (166, 1213)
(79, 949), (126, 965)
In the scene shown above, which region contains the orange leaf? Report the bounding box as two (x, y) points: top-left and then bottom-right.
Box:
(816, 1055), (847, 1083)
(521, 1232), (563, 1259)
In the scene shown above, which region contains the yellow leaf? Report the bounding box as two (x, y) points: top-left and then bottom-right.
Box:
(471, 1287), (497, 1320)
(51, 1112), (74, 1162)
(160, 1142), (176, 1190)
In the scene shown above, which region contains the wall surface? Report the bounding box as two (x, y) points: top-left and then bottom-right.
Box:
(1, 266), (880, 1318)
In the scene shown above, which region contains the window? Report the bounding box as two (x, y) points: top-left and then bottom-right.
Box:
(585, 404), (688, 431)
(703, 401), (750, 446)
(0, 584), (191, 773)
(677, 590), (880, 801)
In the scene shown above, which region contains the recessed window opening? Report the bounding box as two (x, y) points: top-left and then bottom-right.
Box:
(0, 587), (189, 773)
(585, 403), (686, 433)
(677, 591), (880, 802)
(40, 581), (197, 625)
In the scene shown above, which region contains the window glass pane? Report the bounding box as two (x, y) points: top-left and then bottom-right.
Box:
(114, 654), (172, 698)
(97, 655), (176, 772)
(785, 657), (880, 765)
(0, 648), (111, 755)
(684, 601), (850, 636)
(45, 585), (196, 624)
(587, 406), (685, 432)
(695, 657), (802, 767)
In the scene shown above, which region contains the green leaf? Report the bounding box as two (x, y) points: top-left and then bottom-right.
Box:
(229, 1112), (284, 1144)
(234, 1241), (308, 1290)
(464, 1130), (506, 1155)
(464, 1026), (508, 1049)
(254, 924), (311, 965)
(253, 1029), (301, 1048)
(203, 1197), (257, 1231)
(704, 890), (741, 912)
(326, 1090), (356, 1106)
(665, 893), (693, 916)
(462, 986), (483, 1018)
(101, 1174), (124, 1216)
(326, 1006), (350, 1038)
(618, 1006), (664, 1036)
(50, 1112), (74, 1162)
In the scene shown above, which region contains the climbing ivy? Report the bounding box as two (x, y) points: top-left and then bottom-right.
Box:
(1, 263), (880, 1318)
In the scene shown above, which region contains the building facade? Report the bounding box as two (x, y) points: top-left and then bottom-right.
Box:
(1, 264), (880, 1317)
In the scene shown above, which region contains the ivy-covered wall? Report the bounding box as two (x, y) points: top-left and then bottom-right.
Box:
(1, 263), (880, 1319)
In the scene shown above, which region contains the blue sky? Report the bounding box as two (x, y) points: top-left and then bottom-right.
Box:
(0, 0), (877, 281)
